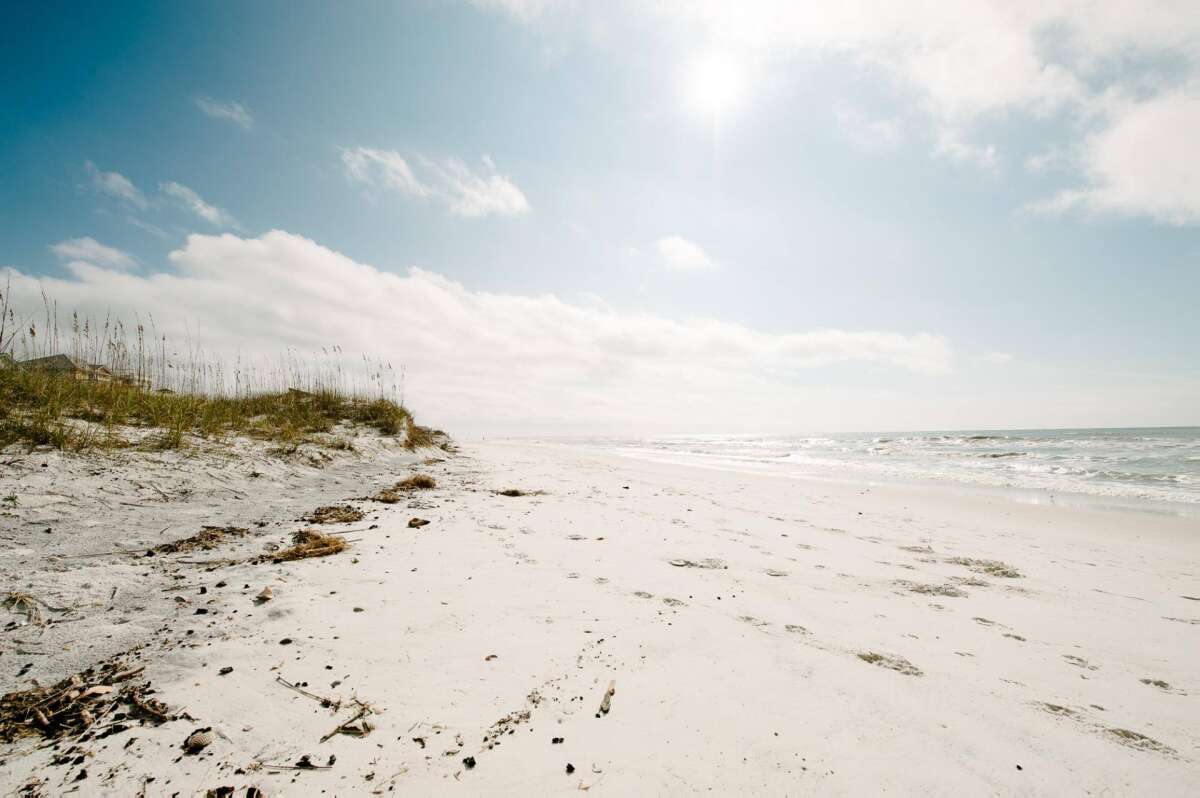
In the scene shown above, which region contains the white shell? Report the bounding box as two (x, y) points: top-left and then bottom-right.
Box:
(184, 728), (213, 752)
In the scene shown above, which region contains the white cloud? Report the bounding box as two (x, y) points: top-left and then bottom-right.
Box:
(982, 352), (1014, 364)
(340, 147), (429, 197)
(1028, 90), (1200, 225)
(834, 101), (902, 151)
(476, 0), (1200, 223)
(934, 127), (999, 172)
(85, 162), (148, 209)
(1, 230), (952, 431)
(50, 237), (136, 270)
(342, 147), (529, 217)
(195, 96), (253, 129)
(160, 181), (237, 227)
(126, 216), (172, 240)
(655, 236), (715, 271)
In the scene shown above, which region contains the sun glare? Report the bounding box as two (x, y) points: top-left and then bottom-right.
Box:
(686, 52), (743, 116)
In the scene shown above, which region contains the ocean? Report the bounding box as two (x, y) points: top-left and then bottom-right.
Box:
(581, 427), (1200, 512)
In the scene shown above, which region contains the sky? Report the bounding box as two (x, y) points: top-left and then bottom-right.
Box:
(1, 0), (1198, 435)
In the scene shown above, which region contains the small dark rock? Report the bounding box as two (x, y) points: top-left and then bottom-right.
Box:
(463, 756), (476, 770)
(565, 763), (575, 774)
(219, 666), (233, 676)
(280, 638), (293, 645)
(551, 737), (564, 744)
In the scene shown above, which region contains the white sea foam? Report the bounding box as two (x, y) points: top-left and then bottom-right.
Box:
(587, 427), (1200, 507)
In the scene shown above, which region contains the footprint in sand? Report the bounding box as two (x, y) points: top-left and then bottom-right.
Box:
(1063, 654), (1098, 670)
(1140, 678), (1185, 695)
(1105, 728), (1175, 754)
(857, 652), (923, 676)
(896, 580), (967, 598)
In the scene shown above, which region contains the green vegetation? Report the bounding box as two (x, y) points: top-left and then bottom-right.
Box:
(0, 291), (437, 453)
(0, 365), (434, 452)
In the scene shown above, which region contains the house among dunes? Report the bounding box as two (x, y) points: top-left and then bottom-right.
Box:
(18, 353), (148, 388)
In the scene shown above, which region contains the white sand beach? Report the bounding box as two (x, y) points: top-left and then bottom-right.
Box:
(2, 439), (1197, 795)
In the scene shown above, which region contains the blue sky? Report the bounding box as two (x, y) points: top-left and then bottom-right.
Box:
(2, 1), (1198, 433)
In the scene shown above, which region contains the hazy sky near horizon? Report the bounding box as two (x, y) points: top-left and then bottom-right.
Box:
(2, 1), (1198, 434)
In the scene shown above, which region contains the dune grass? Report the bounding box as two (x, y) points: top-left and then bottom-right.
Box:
(0, 292), (436, 452)
(0, 366), (426, 451)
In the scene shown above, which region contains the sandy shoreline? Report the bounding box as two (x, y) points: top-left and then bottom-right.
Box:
(2, 440), (1198, 795)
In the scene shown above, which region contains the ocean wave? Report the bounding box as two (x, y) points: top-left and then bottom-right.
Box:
(600, 427), (1200, 507)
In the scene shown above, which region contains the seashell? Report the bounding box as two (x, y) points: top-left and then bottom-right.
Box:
(255, 586), (273, 603)
(183, 727), (213, 754)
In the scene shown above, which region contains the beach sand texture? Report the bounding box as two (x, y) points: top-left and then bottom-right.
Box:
(1, 440), (1197, 795)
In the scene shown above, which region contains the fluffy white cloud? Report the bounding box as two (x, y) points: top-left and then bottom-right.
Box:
(475, 0), (1200, 223)
(2, 231), (952, 431)
(85, 162), (148, 209)
(160, 181), (237, 227)
(342, 148), (529, 217)
(655, 236), (715, 270)
(50, 237), (137, 271)
(194, 96), (253, 129)
(1028, 91), (1200, 225)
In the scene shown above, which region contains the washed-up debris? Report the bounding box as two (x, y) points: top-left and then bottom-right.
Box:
(255, 586), (274, 603)
(1, 655), (176, 743)
(155, 526), (248, 554)
(320, 703), (376, 743)
(260, 754), (333, 771)
(205, 787), (265, 798)
(407, 518), (430, 529)
(306, 505), (364, 525)
(372, 474), (438, 502)
(183, 727), (214, 754)
(596, 681), (615, 718)
(276, 676), (340, 710)
(398, 474), (437, 490)
(265, 530), (347, 563)
(494, 488), (545, 497)
(2, 591), (68, 627)
(668, 558), (726, 569)
(484, 654), (498, 661)
(764, 568), (788, 577)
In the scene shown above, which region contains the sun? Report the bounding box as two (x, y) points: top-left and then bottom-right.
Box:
(686, 52), (743, 116)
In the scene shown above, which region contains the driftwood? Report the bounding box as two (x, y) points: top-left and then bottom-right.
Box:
(596, 681), (615, 718)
